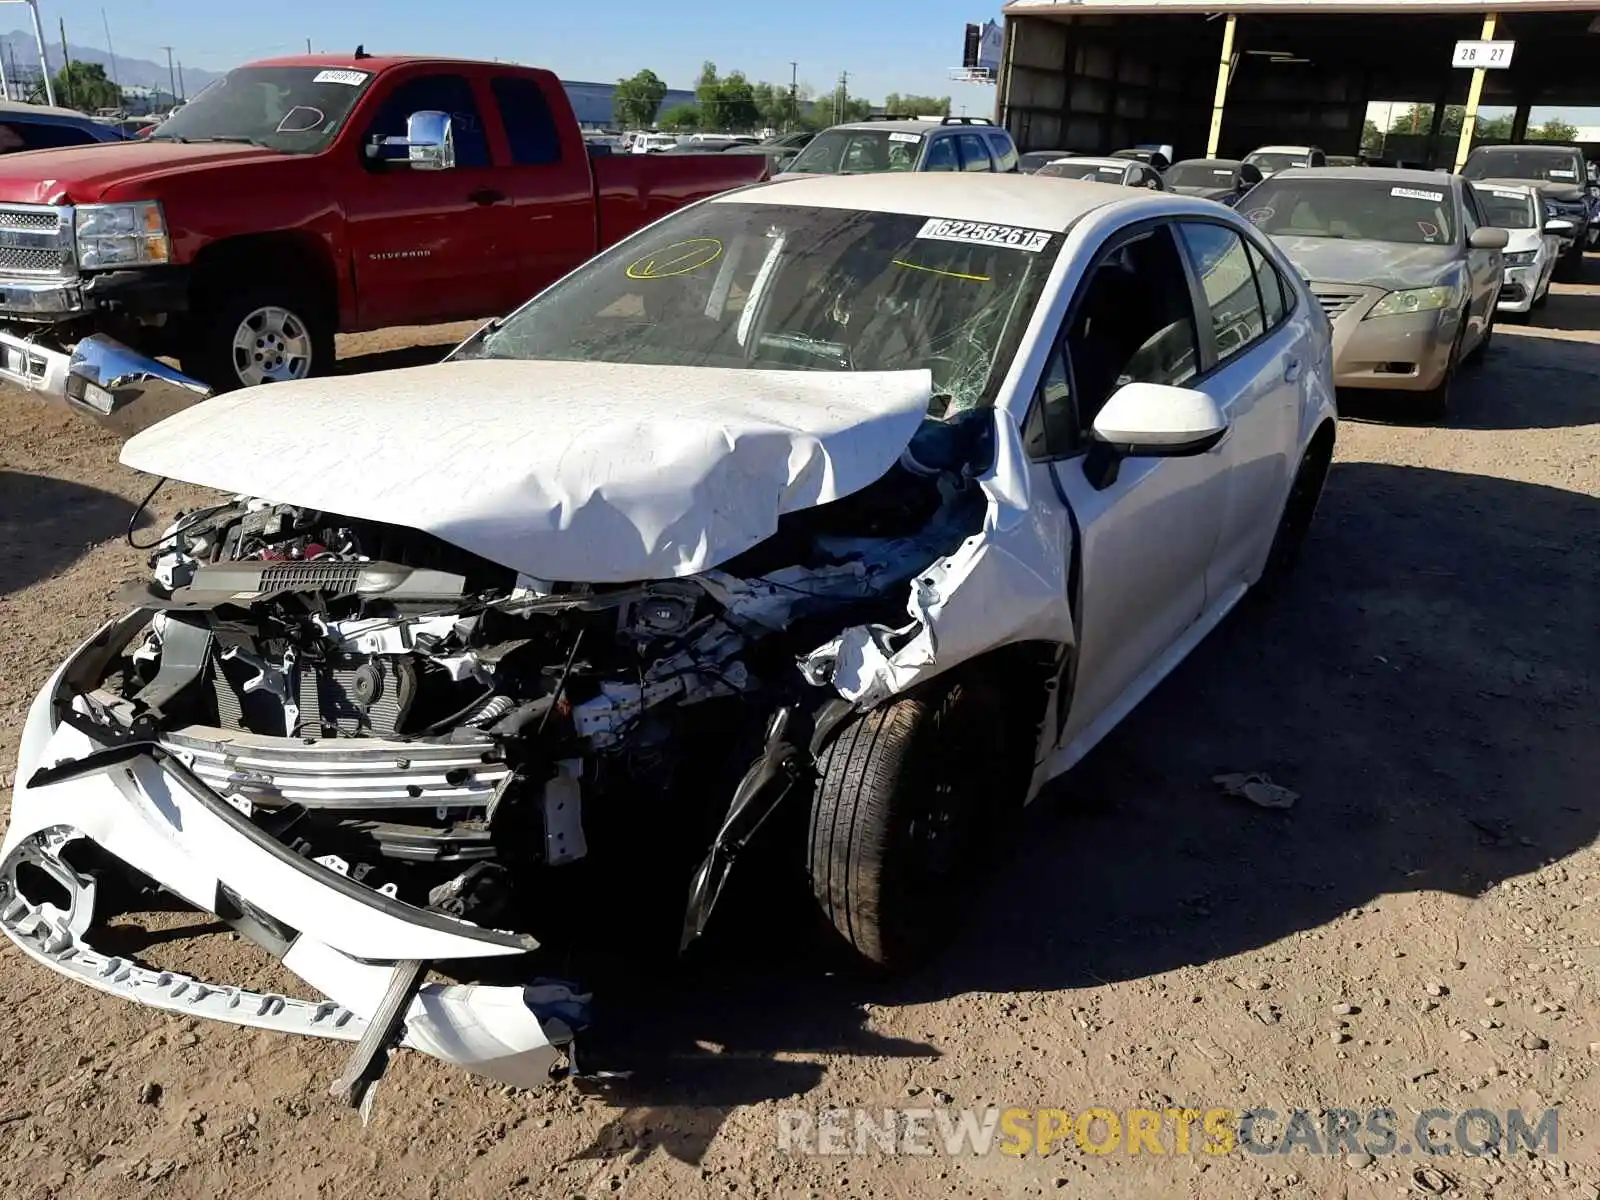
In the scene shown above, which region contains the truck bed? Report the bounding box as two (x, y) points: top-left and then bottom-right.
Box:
(593, 152), (772, 248)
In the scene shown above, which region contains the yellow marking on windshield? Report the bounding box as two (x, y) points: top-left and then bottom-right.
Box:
(626, 238), (724, 279)
(891, 258), (990, 283)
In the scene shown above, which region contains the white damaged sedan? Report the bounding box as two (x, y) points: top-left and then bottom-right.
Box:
(2, 173), (1336, 1104)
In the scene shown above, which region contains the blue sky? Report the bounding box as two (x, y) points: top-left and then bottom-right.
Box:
(35, 0), (1600, 126)
(44, 0), (991, 102)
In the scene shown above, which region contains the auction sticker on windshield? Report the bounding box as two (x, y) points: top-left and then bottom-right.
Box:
(917, 219), (1052, 252)
(314, 69), (370, 86)
(1491, 189), (1527, 200)
(1392, 187), (1444, 202)
(889, 132), (922, 143)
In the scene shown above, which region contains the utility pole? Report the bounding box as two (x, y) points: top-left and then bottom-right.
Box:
(306, 37), (312, 54)
(789, 60), (798, 131)
(835, 70), (848, 124)
(0, 34), (9, 100)
(176, 60), (185, 101)
(58, 16), (71, 109)
(28, 0), (52, 105)
(161, 45), (176, 108)
(99, 7), (120, 109)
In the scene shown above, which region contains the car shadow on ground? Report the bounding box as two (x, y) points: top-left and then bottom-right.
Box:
(0, 471), (139, 596)
(567, 460), (1598, 1166)
(336, 341), (459, 375)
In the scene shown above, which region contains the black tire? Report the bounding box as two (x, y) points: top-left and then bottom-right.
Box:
(1463, 307), (1494, 366)
(807, 680), (1003, 969)
(1416, 313), (1466, 422)
(1553, 246), (1585, 284)
(1255, 426), (1333, 594)
(181, 282), (335, 393)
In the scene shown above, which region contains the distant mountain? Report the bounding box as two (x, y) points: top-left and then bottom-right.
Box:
(0, 28), (224, 97)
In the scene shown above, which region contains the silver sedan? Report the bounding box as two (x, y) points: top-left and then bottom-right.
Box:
(1240, 167), (1507, 418)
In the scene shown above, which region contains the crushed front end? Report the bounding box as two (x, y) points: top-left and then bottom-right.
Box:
(3, 417), (995, 1099)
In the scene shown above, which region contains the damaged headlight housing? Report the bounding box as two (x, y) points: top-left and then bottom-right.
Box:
(75, 201), (171, 270)
(1365, 285), (1457, 319)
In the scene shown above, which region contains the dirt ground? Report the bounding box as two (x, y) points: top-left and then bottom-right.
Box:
(0, 280), (1596, 1200)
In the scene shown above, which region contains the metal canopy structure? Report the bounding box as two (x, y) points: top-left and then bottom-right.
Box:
(994, 0), (1600, 168)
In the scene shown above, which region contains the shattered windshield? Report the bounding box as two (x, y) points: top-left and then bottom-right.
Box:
(149, 66), (374, 153)
(462, 201), (1060, 412)
(1242, 178), (1458, 246)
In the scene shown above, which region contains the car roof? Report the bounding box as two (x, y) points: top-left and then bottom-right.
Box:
(1269, 165), (1458, 188)
(0, 100), (98, 121)
(1250, 144), (1320, 154)
(721, 172), (1130, 229)
(1469, 143), (1579, 153)
(826, 118), (1000, 136)
(1046, 157), (1130, 169)
(1170, 157), (1241, 167)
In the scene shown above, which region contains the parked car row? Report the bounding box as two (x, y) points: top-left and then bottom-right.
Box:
(0, 53), (772, 392)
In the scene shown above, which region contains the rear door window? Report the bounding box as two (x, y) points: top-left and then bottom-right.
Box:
(922, 137), (959, 172)
(491, 76), (561, 165)
(956, 132), (993, 172)
(1176, 222), (1268, 364)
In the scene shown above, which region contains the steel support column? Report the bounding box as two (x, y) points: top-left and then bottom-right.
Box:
(1205, 13), (1237, 158)
(1454, 12), (1499, 171)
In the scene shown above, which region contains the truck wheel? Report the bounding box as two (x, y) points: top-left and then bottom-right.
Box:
(806, 680), (1001, 970)
(184, 285), (334, 392)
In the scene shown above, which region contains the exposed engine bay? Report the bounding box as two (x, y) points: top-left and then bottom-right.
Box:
(73, 412), (996, 949)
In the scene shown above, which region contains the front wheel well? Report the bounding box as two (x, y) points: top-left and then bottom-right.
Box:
(187, 232), (338, 318)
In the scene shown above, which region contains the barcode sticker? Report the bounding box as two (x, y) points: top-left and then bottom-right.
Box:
(314, 69), (370, 86)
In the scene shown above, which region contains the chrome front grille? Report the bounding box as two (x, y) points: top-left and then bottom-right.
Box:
(0, 245), (65, 274)
(1313, 289), (1363, 320)
(0, 208), (58, 231)
(0, 205), (73, 280)
(162, 725), (510, 811)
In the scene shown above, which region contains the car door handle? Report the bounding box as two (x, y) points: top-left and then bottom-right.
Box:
(468, 187), (506, 206)
(1283, 357), (1302, 383)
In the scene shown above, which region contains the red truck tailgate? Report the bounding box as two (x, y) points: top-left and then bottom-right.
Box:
(593, 152), (771, 249)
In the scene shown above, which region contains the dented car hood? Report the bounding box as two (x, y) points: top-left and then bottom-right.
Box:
(119, 359), (933, 583)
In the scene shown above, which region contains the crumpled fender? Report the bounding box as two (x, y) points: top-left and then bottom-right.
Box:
(803, 405), (1075, 710)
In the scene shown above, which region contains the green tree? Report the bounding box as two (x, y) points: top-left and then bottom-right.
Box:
(658, 103), (700, 131)
(613, 69), (667, 129)
(1361, 119), (1383, 153)
(1475, 112), (1514, 140)
(54, 61), (120, 113)
(883, 93), (950, 118)
(1531, 117), (1579, 143)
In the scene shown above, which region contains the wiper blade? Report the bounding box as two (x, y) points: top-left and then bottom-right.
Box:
(183, 135), (269, 147)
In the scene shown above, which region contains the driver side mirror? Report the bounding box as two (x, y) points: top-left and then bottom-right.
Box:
(1236, 162), (1263, 190)
(1083, 382), (1229, 490)
(1468, 226), (1509, 251)
(366, 109), (456, 169)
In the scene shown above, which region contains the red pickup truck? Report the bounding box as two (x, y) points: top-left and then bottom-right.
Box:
(0, 55), (769, 389)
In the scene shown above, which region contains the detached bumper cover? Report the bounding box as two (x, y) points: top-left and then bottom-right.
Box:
(1, 627), (587, 1091)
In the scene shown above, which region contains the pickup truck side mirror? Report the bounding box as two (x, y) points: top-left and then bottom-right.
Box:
(403, 110), (455, 170)
(366, 109), (456, 170)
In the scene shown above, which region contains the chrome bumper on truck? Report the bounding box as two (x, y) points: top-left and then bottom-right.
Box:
(3, 614), (589, 1109)
(0, 329), (211, 437)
